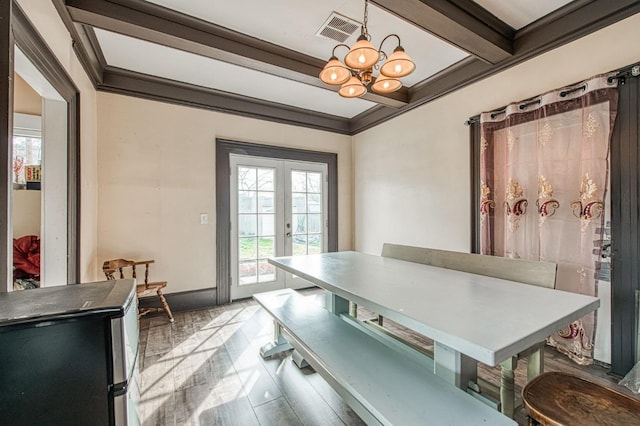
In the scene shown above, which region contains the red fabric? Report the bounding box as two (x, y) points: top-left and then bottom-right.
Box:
(13, 235), (40, 278)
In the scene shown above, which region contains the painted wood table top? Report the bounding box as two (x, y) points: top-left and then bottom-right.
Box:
(268, 251), (600, 367)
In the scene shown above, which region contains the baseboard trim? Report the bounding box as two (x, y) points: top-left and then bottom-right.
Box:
(138, 287), (217, 313)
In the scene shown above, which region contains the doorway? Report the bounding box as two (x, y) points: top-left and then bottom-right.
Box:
(0, 3), (81, 291)
(216, 139), (338, 304)
(229, 154), (328, 300)
(12, 48), (69, 289)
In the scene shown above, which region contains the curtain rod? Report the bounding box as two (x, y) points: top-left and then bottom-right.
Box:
(607, 64), (640, 84)
(464, 62), (640, 126)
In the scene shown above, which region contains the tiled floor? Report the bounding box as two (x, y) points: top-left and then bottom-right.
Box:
(137, 289), (637, 425)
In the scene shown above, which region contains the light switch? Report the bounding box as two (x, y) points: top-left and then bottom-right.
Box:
(200, 213), (209, 225)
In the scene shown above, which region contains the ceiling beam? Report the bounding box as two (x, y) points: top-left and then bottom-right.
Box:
(372, 0), (514, 64)
(53, 0), (104, 85)
(100, 67), (353, 135)
(62, 0), (409, 107)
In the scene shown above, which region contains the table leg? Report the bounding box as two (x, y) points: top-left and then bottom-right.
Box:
(325, 290), (349, 315)
(259, 322), (293, 358)
(434, 342), (477, 389)
(526, 344), (544, 381)
(500, 356), (517, 417)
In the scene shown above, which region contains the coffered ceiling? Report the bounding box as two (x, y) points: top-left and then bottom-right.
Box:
(52, 0), (640, 134)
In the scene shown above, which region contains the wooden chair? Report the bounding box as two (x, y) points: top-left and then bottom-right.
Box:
(102, 258), (174, 323)
(522, 371), (640, 425)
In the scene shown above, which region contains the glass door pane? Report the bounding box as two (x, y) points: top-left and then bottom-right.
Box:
(230, 156), (328, 299)
(230, 155), (284, 300)
(285, 161), (328, 289)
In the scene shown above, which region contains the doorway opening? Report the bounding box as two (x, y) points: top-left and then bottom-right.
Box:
(229, 154), (328, 300)
(216, 139), (338, 304)
(1, 3), (81, 292)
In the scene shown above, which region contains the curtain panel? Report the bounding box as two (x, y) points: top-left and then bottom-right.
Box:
(479, 74), (618, 365)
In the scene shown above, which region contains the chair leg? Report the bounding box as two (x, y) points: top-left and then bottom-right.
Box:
(527, 416), (539, 426)
(156, 287), (174, 323)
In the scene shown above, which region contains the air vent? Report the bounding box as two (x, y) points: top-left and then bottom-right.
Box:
(316, 12), (361, 43)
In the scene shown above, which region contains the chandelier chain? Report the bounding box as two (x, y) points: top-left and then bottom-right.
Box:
(363, 0), (369, 37)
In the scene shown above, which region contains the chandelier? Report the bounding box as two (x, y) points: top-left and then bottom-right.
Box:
(319, 0), (415, 98)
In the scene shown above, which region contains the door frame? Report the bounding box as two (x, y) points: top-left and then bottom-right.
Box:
(216, 139), (338, 304)
(0, 2), (80, 290)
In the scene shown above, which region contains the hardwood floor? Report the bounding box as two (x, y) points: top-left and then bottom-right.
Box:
(138, 288), (638, 426)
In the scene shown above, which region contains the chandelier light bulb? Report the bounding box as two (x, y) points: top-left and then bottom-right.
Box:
(371, 73), (402, 94)
(345, 36), (379, 69)
(319, 56), (351, 86)
(339, 76), (367, 98)
(380, 46), (415, 78)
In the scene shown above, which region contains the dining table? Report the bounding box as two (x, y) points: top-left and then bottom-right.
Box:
(268, 251), (601, 400)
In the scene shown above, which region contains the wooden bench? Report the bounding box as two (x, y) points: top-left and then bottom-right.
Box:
(377, 243), (558, 417)
(255, 288), (516, 426)
(522, 371), (640, 425)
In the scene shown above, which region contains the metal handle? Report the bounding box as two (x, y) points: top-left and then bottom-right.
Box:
(286, 232), (291, 237)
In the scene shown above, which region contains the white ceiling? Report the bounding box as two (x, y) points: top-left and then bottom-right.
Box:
(95, 28), (376, 118)
(88, 0), (582, 119)
(473, 0), (575, 29)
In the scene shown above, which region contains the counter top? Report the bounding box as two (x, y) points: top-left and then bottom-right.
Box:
(0, 279), (136, 326)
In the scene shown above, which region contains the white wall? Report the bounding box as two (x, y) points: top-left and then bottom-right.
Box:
(353, 13), (640, 256)
(17, 0), (99, 282)
(12, 190), (40, 238)
(97, 93), (352, 293)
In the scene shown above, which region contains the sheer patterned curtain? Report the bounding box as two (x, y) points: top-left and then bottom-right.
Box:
(479, 74), (618, 365)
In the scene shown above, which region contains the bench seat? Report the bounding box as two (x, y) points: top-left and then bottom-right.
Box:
(254, 288), (516, 426)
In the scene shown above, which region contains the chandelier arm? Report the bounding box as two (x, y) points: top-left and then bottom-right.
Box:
(378, 34), (401, 55)
(331, 43), (351, 58)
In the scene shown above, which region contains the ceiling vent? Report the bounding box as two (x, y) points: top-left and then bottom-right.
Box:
(316, 12), (361, 43)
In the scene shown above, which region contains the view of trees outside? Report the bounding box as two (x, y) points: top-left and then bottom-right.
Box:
(237, 166), (323, 285)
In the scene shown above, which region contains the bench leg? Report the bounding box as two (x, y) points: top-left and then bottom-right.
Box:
(260, 322), (293, 358)
(434, 342), (477, 390)
(292, 349), (310, 368)
(500, 356), (518, 418)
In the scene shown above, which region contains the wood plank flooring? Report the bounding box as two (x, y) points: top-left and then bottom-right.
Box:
(138, 288), (639, 426)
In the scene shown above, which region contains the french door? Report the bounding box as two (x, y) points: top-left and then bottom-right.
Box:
(230, 154), (328, 300)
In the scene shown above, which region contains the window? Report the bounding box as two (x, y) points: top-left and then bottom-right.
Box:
(12, 113), (42, 187)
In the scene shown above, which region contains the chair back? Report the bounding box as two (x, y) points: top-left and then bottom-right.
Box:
(103, 258), (136, 280)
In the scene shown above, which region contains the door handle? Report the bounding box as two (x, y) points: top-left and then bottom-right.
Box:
(286, 232), (291, 237)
